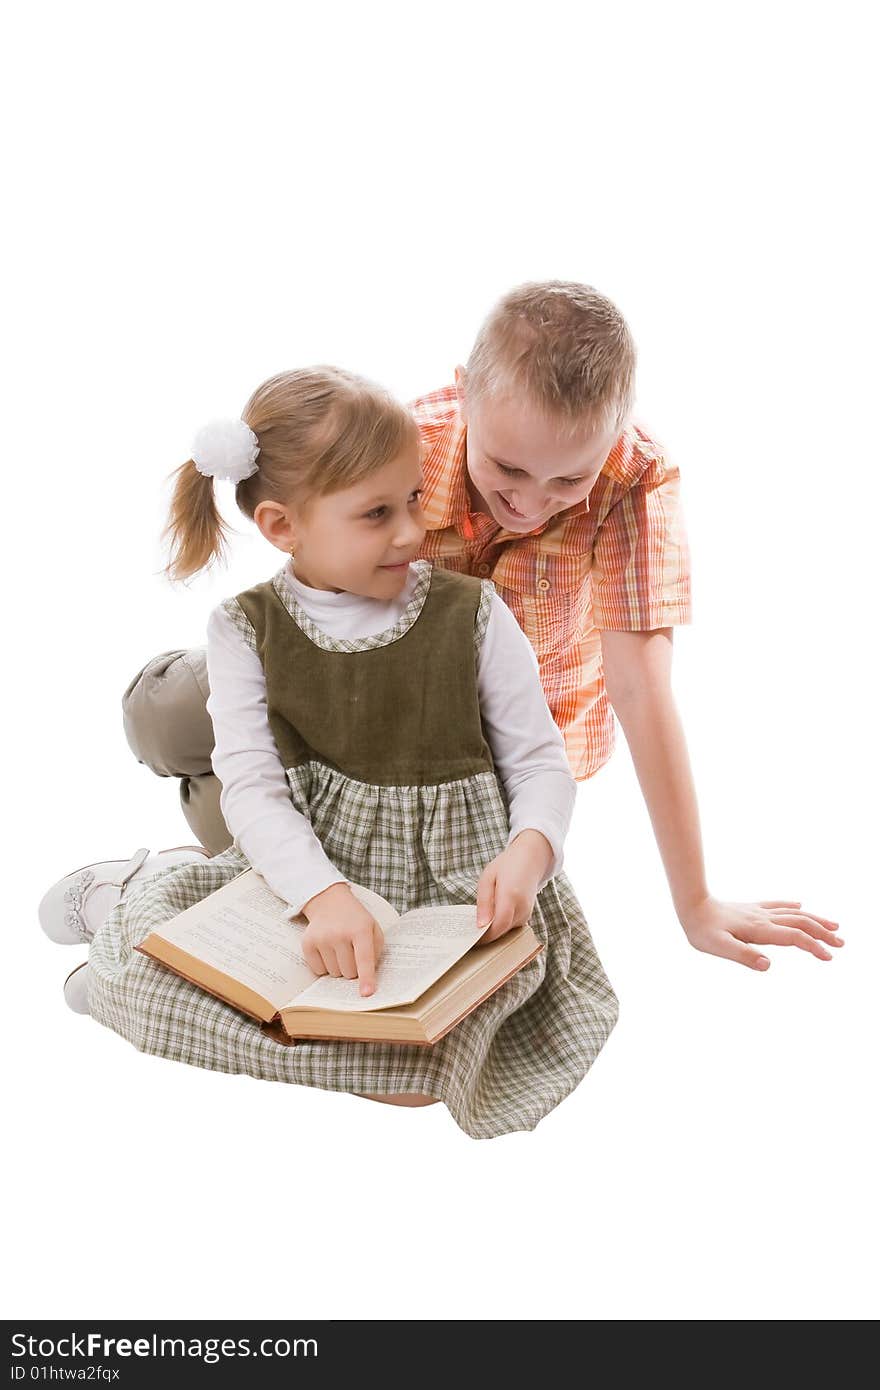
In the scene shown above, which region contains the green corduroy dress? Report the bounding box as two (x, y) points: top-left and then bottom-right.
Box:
(88, 560), (619, 1140)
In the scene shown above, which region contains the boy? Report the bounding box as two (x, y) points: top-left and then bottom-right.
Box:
(123, 280), (840, 972)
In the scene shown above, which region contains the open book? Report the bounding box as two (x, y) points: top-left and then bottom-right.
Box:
(134, 868), (543, 1046)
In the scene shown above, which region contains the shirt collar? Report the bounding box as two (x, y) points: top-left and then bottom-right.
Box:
(279, 555), (422, 611)
(419, 409), (471, 532)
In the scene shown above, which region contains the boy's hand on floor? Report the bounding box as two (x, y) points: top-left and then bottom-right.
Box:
(679, 895), (844, 971)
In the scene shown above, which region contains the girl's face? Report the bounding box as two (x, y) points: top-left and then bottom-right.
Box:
(257, 443), (427, 599)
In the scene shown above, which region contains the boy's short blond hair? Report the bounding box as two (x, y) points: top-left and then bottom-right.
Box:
(464, 280), (637, 439)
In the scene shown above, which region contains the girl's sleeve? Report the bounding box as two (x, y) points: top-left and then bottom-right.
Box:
(205, 604), (349, 917)
(477, 588), (577, 888)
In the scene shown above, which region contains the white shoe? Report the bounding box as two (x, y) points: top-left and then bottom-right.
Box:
(63, 961), (91, 1015)
(38, 845), (210, 945)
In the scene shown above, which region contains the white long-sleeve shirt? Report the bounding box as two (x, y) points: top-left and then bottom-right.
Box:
(205, 560), (576, 917)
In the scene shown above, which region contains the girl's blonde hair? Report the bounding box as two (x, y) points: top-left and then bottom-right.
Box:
(161, 366), (419, 584)
(463, 280), (637, 439)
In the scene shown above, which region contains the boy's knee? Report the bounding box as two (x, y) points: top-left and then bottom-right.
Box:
(122, 647), (215, 778)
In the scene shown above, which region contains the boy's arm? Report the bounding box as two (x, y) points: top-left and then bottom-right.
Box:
(600, 627), (708, 917)
(599, 627), (842, 970)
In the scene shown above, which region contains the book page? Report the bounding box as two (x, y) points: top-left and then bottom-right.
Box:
(346, 882), (403, 931)
(151, 870), (317, 1008)
(290, 905), (489, 1013)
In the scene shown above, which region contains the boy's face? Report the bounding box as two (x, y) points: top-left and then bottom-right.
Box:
(455, 366), (620, 533)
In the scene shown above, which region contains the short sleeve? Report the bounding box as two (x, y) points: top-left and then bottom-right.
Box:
(591, 450), (693, 630)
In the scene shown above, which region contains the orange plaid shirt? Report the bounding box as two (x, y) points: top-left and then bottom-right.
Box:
(409, 384), (693, 781)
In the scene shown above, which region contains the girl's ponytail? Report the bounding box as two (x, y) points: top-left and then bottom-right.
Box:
(161, 459), (233, 584)
(160, 366), (419, 586)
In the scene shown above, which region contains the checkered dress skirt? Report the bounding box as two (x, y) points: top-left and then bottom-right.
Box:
(87, 568), (619, 1140)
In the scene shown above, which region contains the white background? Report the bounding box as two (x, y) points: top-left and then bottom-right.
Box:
(4, 0), (877, 1322)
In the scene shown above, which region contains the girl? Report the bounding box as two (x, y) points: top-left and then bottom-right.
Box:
(42, 367), (619, 1140)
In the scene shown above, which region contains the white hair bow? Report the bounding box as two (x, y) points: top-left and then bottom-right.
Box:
(191, 418), (260, 483)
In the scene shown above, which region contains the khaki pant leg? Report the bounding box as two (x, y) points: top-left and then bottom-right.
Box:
(121, 647), (233, 856)
(180, 772), (232, 855)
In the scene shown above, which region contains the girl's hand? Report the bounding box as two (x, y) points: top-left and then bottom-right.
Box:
(679, 895), (844, 971)
(476, 830), (554, 942)
(300, 882), (386, 997)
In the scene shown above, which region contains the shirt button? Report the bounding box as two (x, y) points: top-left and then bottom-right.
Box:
(537, 577), (551, 592)
(478, 563), (490, 575)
